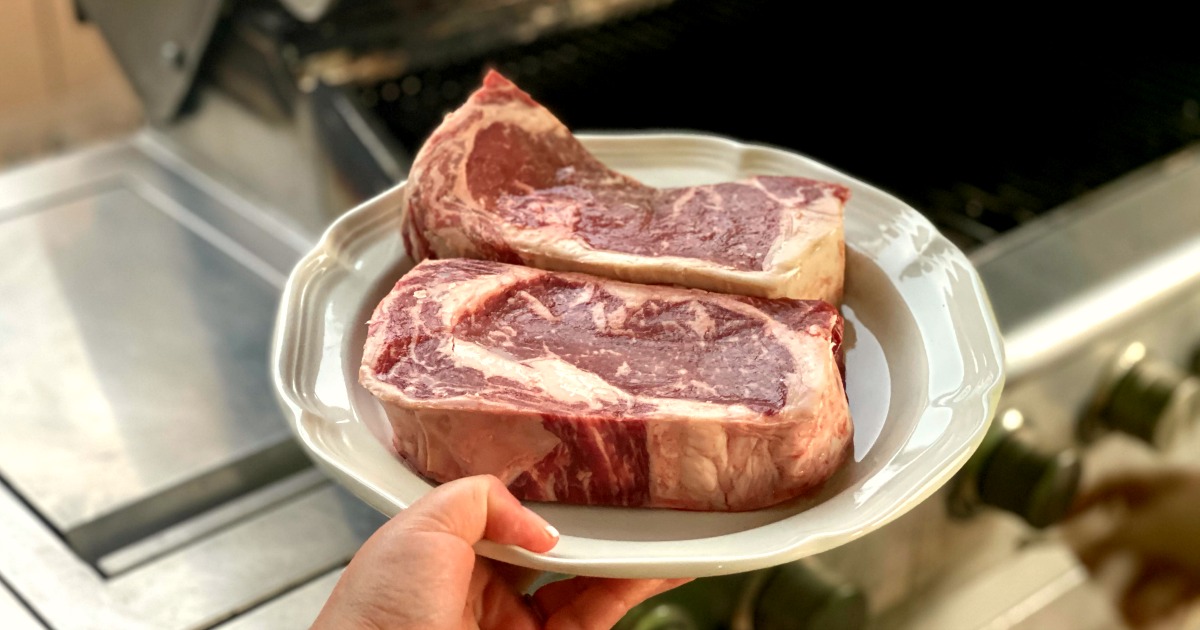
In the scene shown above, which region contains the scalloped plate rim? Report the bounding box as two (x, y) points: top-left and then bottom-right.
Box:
(270, 131), (1005, 578)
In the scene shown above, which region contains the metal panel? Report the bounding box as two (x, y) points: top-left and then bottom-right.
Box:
(0, 581), (43, 630)
(972, 144), (1200, 379)
(0, 134), (387, 629)
(215, 570), (342, 630)
(77, 0), (224, 122)
(106, 485), (380, 629)
(0, 182), (304, 561)
(878, 544), (1120, 630)
(0, 475), (381, 630)
(98, 469), (329, 576)
(0, 482), (149, 630)
(156, 89), (335, 242)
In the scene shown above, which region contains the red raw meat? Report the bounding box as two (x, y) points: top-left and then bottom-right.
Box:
(401, 71), (848, 304)
(360, 259), (852, 511)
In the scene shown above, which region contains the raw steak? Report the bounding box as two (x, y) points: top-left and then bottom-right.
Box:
(359, 258), (852, 511)
(401, 71), (849, 304)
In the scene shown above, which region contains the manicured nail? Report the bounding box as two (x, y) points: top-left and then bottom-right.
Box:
(524, 506), (558, 539)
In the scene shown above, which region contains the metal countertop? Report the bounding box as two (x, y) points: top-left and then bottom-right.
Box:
(0, 131), (384, 629)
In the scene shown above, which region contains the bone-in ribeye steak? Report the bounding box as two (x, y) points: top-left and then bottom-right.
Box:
(360, 259), (852, 511)
(402, 71), (849, 304)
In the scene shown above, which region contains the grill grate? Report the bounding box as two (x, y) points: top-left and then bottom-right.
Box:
(355, 4), (1200, 249)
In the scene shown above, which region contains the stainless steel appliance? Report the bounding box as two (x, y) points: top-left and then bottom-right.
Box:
(1, 2), (1198, 627)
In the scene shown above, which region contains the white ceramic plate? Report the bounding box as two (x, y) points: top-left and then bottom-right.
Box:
(271, 133), (1005, 578)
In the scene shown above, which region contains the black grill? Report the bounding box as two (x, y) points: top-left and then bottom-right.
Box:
(343, 3), (1200, 249)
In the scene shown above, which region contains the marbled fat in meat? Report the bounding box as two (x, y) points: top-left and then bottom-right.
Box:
(401, 71), (849, 303)
(360, 259), (852, 511)
(452, 277), (798, 413)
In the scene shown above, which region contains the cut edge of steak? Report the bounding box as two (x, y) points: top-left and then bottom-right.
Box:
(360, 258), (852, 512)
(401, 71), (849, 304)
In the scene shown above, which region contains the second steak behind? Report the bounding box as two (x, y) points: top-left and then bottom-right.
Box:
(402, 71), (849, 304)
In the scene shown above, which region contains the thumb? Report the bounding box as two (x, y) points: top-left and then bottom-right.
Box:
(401, 475), (560, 553)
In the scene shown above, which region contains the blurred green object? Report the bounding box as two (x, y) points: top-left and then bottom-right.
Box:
(615, 559), (867, 630)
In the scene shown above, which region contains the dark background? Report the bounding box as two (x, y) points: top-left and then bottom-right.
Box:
(298, 1), (1200, 248)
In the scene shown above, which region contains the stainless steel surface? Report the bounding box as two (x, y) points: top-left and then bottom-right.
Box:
(978, 143), (1200, 456)
(0, 133), (384, 629)
(877, 544), (1121, 630)
(974, 144), (1200, 380)
(0, 581), (43, 630)
(98, 468), (328, 575)
(106, 485), (378, 629)
(1005, 580), (1125, 630)
(215, 570), (341, 630)
(0, 471), (381, 630)
(0, 480), (148, 630)
(162, 88), (336, 240)
(79, 0), (224, 122)
(0, 142), (304, 561)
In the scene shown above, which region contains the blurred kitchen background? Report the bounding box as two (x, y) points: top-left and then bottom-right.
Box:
(1, 1), (1199, 629)
(0, 0), (140, 166)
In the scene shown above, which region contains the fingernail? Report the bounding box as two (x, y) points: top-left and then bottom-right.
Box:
(523, 506), (559, 539)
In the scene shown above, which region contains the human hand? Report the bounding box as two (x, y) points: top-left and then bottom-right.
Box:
(1066, 468), (1200, 628)
(313, 475), (690, 629)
